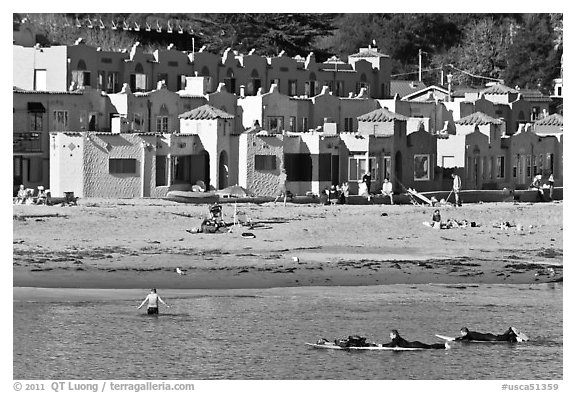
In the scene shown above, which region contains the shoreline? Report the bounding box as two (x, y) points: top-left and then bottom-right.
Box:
(13, 199), (563, 291)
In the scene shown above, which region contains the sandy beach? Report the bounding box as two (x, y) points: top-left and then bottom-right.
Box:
(13, 199), (563, 289)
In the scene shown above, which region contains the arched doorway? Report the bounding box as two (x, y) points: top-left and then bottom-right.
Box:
(394, 151), (403, 192)
(219, 151), (229, 189)
(202, 150), (211, 190)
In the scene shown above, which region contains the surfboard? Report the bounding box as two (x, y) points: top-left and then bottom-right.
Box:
(436, 328), (528, 343)
(306, 343), (431, 351)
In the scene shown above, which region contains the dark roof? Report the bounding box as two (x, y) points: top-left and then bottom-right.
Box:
(390, 80), (427, 98)
(452, 86), (481, 98)
(178, 104), (234, 120)
(455, 112), (503, 126)
(534, 113), (563, 127)
(357, 108), (408, 122)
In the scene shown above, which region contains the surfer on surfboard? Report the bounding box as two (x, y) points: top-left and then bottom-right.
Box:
(381, 329), (448, 349)
(137, 288), (170, 315)
(454, 327), (521, 342)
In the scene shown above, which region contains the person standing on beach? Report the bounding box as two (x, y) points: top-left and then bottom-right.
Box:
(274, 168), (288, 206)
(451, 173), (462, 206)
(137, 288), (170, 315)
(548, 173), (555, 200)
(362, 170), (372, 196)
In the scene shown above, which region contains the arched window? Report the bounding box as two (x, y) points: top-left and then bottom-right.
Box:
(131, 63), (147, 92)
(224, 68), (236, 94)
(71, 59), (90, 88)
(248, 69), (261, 95)
(305, 72), (317, 96)
(199, 66), (213, 92)
(356, 72), (370, 95)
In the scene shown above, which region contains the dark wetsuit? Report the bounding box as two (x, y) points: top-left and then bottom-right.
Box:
(383, 334), (445, 349)
(455, 328), (517, 343)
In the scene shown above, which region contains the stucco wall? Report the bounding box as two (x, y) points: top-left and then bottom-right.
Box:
(13, 45), (68, 91)
(240, 134), (285, 196)
(49, 133), (86, 197)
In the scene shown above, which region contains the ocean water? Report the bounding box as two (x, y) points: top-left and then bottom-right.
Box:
(13, 283), (562, 380)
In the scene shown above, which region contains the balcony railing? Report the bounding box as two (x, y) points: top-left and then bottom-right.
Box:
(13, 132), (42, 153)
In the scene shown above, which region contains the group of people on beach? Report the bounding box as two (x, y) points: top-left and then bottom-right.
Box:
(14, 184), (48, 205)
(530, 172), (555, 201)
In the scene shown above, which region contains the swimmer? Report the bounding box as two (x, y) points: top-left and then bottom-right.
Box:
(137, 288), (170, 315)
(382, 329), (447, 349)
(455, 327), (518, 342)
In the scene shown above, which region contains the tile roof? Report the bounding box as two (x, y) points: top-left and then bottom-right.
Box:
(455, 112), (503, 126)
(349, 48), (388, 58)
(13, 87), (83, 95)
(178, 104), (235, 120)
(390, 80), (427, 98)
(482, 84), (518, 95)
(534, 113), (563, 126)
(357, 108), (408, 122)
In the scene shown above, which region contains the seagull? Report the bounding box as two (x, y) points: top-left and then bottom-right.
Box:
(176, 267), (186, 276)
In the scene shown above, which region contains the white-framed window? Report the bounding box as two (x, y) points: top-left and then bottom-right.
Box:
(156, 116), (169, 133)
(414, 154), (430, 181)
(289, 117), (296, 132)
(344, 117), (354, 132)
(53, 110), (68, 131)
(348, 155), (376, 182)
(496, 156), (505, 178)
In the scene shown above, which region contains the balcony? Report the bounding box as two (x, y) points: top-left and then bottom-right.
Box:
(13, 132), (42, 153)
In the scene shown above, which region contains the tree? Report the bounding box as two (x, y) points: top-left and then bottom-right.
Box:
(437, 17), (513, 87)
(504, 14), (562, 92)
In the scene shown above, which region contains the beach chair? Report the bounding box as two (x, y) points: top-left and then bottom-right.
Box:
(406, 188), (433, 206)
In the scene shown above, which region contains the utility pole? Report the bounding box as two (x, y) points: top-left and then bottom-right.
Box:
(418, 49), (422, 82)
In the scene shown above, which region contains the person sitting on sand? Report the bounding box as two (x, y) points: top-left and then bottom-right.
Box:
(455, 327), (518, 342)
(137, 288), (170, 315)
(328, 185), (339, 205)
(35, 186), (47, 205)
(381, 329), (447, 349)
(15, 184), (28, 204)
(423, 209), (442, 229)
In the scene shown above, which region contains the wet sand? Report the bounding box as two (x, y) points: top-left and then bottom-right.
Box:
(13, 199), (563, 289)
